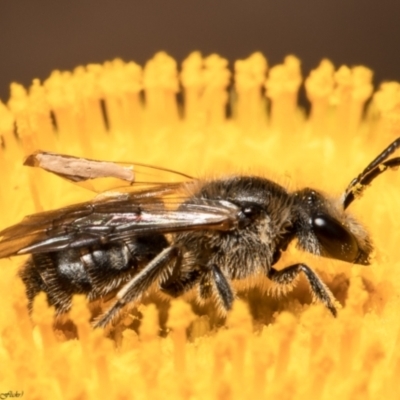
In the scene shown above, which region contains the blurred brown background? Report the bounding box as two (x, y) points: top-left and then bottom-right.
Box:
(1, 0), (399, 102)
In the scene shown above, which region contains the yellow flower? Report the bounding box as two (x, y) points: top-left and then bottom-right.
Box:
(1, 51), (400, 399)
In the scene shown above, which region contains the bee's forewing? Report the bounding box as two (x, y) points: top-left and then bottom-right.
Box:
(0, 193), (239, 258)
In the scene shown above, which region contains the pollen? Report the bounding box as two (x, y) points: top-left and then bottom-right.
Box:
(1, 52), (400, 399)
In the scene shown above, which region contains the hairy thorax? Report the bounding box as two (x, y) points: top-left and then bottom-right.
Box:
(175, 176), (296, 281)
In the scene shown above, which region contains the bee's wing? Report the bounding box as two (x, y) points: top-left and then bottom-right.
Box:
(25, 151), (195, 193)
(0, 191), (240, 258)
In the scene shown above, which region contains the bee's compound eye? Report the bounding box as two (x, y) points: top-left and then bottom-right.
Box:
(312, 215), (359, 262)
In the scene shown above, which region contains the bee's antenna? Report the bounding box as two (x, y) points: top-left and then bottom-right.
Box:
(343, 137), (400, 209)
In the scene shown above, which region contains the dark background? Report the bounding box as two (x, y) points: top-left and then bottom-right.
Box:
(1, 0), (399, 102)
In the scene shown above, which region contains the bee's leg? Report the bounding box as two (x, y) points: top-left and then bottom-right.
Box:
(94, 246), (179, 328)
(159, 254), (199, 297)
(209, 264), (234, 311)
(267, 264), (337, 316)
(162, 261), (234, 312)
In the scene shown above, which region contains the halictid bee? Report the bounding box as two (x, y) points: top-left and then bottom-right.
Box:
(0, 138), (399, 329)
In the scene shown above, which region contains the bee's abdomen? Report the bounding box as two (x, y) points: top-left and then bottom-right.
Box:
(19, 234), (169, 314)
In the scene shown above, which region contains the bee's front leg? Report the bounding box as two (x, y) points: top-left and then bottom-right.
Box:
(267, 264), (337, 316)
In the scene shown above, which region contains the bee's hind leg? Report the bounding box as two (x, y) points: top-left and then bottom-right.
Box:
(267, 264), (337, 316)
(94, 246), (179, 329)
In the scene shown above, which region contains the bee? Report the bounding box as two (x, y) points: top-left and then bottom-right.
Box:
(0, 138), (399, 329)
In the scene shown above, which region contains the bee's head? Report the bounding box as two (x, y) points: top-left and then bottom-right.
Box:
(292, 188), (372, 265)
(292, 137), (400, 265)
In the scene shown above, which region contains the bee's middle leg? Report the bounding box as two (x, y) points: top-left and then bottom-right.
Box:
(161, 264), (234, 313)
(207, 264), (234, 311)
